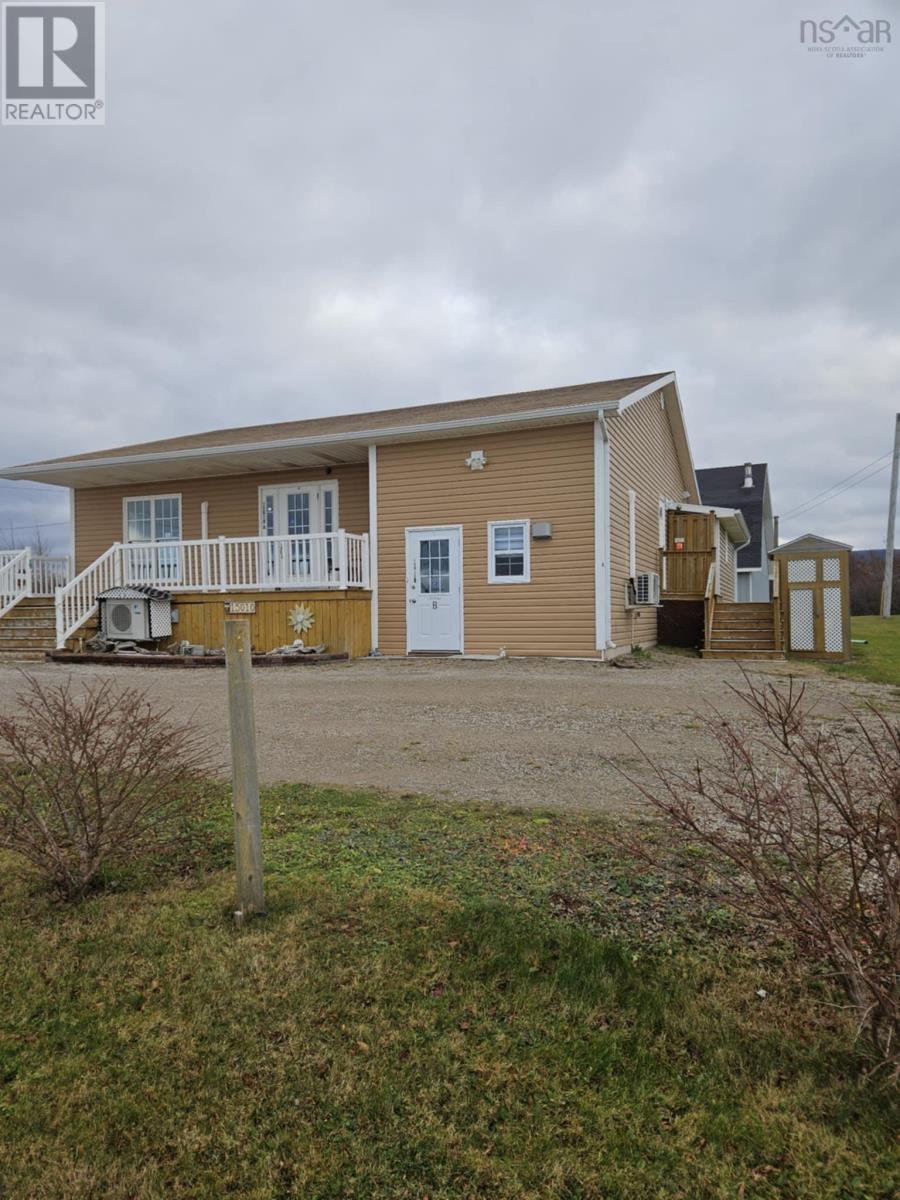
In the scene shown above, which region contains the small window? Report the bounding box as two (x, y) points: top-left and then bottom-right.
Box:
(488, 520), (531, 584)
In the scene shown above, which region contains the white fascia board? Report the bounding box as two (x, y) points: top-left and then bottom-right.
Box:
(616, 373), (675, 411)
(0, 398), (627, 482)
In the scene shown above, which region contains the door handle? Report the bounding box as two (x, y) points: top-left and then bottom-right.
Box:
(409, 598), (416, 604)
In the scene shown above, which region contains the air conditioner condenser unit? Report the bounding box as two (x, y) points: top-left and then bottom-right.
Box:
(97, 586), (172, 642)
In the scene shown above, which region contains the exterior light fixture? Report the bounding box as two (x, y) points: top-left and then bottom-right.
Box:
(465, 449), (487, 470)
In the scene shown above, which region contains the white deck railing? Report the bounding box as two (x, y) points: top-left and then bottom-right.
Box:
(29, 555), (71, 596)
(0, 548), (30, 619)
(0, 549), (72, 620)
(55, 531), (370, 648)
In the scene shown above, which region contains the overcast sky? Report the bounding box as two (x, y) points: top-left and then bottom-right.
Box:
(0, 0), (897, 552)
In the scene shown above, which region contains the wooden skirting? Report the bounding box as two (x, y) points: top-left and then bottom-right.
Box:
(169, 590), (372, 658)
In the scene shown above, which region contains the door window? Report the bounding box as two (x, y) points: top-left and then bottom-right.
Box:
(286, 492), (311, 535)
(419, 538), (450, 594)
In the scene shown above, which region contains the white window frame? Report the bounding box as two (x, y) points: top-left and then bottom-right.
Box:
(122, 493), (182, 543)
(257, 480), (340, 538)
(487, 519), (531, 584)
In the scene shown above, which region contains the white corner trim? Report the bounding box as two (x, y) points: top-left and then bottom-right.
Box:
(594, 416), (612, 652)
(68, 487), (76, 573)
(368, 444), (378, 652)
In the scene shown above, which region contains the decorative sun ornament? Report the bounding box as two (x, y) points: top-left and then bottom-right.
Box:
(288, 604), (315, 635)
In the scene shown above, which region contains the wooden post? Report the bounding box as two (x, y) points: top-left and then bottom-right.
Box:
(881, 413), (899, 618)
(224, 619), (266, 918)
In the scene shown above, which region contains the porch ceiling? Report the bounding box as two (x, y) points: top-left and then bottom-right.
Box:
(4, 440), (371, 488)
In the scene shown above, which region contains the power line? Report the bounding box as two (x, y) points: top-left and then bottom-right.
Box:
(0, 519), (69, 533)
(780, 451), (893, 519)
(784, 460), (891, 523)
(0, 482), (63, 492)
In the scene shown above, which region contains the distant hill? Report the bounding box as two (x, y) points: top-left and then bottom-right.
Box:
(850, 549), (899, 615)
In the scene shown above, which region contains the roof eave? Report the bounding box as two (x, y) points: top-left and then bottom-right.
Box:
(0, 377), (676, 488)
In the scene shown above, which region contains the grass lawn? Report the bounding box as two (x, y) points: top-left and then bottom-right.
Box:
(1, 785), (897, 1199)
(827, 615), (900, 686)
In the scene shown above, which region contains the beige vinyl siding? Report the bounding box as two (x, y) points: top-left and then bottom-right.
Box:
(718, 535), (737, 601)
(376, 424), (597, 657)
(73, 464), (369, 572)
(607, 390), (691, 649)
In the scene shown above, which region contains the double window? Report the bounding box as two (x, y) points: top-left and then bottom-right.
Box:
(488, 520), (531, 584)
(123, 495), (182, 582)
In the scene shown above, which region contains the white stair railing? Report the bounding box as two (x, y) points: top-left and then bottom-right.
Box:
(55, 544), (122, 648)
(0, 548), (31, 620)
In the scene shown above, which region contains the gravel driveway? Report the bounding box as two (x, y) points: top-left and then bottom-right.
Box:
(0, 653), (894, 813)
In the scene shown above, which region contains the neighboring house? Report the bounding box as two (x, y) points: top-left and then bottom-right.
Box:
(696, 462), (775, 602)
(0, 372), (749, 660)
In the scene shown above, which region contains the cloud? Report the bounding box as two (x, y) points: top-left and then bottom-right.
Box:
(0, 0), (896, 550)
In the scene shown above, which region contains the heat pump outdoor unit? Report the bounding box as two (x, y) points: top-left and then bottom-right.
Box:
(634, 571), (661, 607)
(97, 586), (173, 641)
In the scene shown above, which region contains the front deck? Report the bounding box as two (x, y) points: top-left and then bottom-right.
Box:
(0, 534), (372, 657)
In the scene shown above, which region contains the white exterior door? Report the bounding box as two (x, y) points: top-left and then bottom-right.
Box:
(405, 527), (463, 653)
(259, 482), (338, 584)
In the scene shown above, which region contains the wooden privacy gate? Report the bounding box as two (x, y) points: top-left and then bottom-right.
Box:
(772, 535), (851, 661)
(662, 511), (714, 598)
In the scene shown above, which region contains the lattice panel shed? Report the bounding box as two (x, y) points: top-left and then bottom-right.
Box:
(771, 534), (852, 661)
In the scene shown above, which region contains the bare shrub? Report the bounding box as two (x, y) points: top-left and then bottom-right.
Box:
(0, 674), (213, 899)
(618, 674), (900, 1082)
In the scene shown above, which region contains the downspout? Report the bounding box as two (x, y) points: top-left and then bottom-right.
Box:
(593, 414), (613, 654)
(367, 444), (379, 654)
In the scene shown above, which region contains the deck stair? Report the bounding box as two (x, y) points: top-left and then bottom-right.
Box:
(702, 601), (784, 661)
(0, 597), (59, 662)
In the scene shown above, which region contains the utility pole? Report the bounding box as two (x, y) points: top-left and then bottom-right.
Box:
(882, 413), (900, 618)
(224, 618), (266, 918)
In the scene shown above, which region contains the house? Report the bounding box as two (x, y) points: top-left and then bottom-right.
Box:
(696, 462), (775, 602)
(0, 372), (757, 661)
